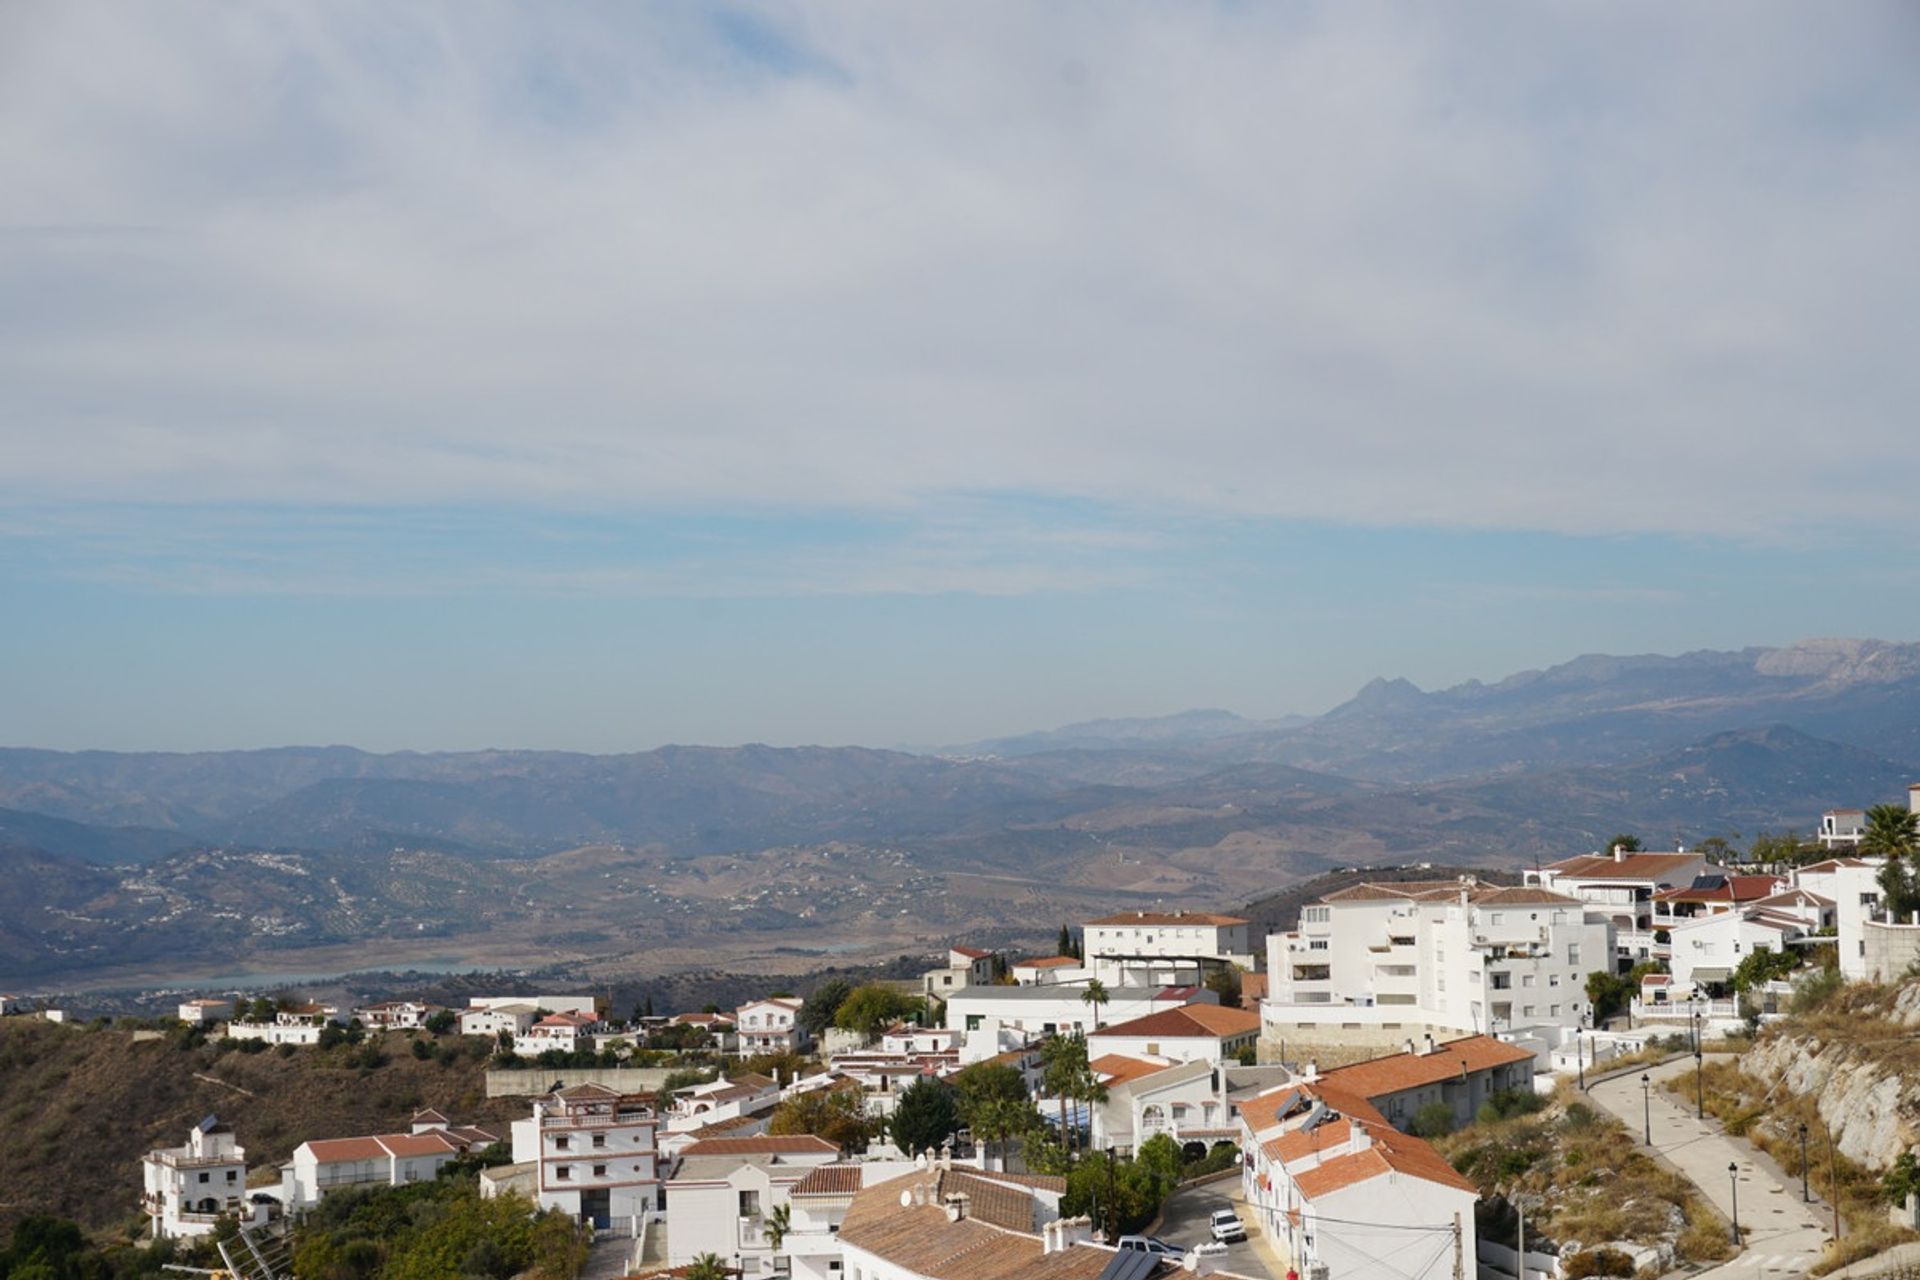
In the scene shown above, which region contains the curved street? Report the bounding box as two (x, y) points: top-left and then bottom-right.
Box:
(1584, 1054), (1829, 1280)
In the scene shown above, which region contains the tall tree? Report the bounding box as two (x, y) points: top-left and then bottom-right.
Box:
(1605, 833), (1643, 854)
(1205, 966), (1243, 1007)
(1058, 924), (1074, 958)
(889, 1078), (962, 1156)
(767, 1087), (875, 1150)
(798, 978), (854, 1037)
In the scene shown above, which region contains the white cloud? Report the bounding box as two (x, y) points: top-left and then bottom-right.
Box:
(1, 1), (1916, 540)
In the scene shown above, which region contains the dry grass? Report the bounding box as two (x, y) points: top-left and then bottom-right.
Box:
(1663, 1039), (1920, 1275)
(1434, 1084), (1731, 1264)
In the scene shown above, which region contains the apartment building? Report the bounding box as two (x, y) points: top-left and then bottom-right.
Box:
(1262, 879), (1609, 1061)
(943, 984), (1210, 1048)
(283, 1116), (499, 1209)
(508, 1082), (658, 1227)
(921, 946), (995, 1000)
(176, 998), (232, 1025)
(1082, 910), (1254, 988)
(1525, 848), (1723, 969)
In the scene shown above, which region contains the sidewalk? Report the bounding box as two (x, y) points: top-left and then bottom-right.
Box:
(1585, 1054), (1830, 1280)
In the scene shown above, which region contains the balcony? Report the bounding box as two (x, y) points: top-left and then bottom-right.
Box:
(150, 1150), (239, 1171)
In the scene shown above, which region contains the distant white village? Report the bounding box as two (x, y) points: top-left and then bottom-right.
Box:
(35, 786), (1920, 1280)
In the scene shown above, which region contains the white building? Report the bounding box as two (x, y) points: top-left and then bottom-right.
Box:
(1262, 880), (1610, 1059)
(508, 1082), (658, 1227)
(1526, 849), (1724, 968)
(943, 983), (1209, 1048)
(665, 1135), (843, 1278)
(921, 947), (995, 1000)
(1794, 857), (1885, 980)
(1087, 1004), (1261, 1066)
(1241, 1086), (1478, 1280)
(283, 1118), (499, 1209)
(665, 1072), (782, 1134)
(459, 1001), (540, 1039)
(469, 994), (601, 1017)
(1088, 1056), (1237, 1156)
(1819, 809), (1867, 849)
(142, 1116), (266, 1239)
(1008, 956), (1084, 986)
(228, 1004), (338, 1047)
(735, 998), (807, 1056)
(177, 998), (232, 1025)
(833, 1163), (1137, 1280)
(354, 1000), (444, 1030)
(513, 1010), (603, 1057)
(1082, 910), (1254, 988)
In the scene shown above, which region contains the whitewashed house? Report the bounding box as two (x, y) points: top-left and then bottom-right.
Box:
(1525, 848), (1723, 967)
(735, 997), (807, 1056)
(142, 1116), (266, 1239)
(943, 984), (1208, 1050)
(354, 1000), (444, 1030)
(1794, 857), (1886, 980)
(1087, 1004), (1260, 1066)
(283, 1118), (499, 1209)
(508, 1082), (658, 1227)
(176, 998), (233, 1025)
(228, 1004), (338, 1047)
(921, 946), (996, 1000)
(459, 1001), (539, 1039)
(1009, 956), (1084, 986)
(665, 1135), (843, 1278)
(513, 1009), (603, 1057)
(1088, 1056), (1236, 1156)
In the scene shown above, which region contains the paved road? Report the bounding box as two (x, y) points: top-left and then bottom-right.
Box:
(1160, 1177), (1278, 1279)
(1585, 1055), (1830, 1280)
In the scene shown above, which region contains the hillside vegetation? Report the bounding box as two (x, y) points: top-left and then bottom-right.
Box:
(0, 1019), (522, 1239)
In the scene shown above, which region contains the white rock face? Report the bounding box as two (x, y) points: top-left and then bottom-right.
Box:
(1746, 1031), (1918, 1170)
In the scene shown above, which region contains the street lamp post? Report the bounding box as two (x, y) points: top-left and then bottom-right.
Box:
(1799, 1123), (1810, 1203)
(1575, 1028), (1585, 1091)
(1695, 1046), (1705, 1120)
(1641, 1073), (1652, 1147)
(1729, 1162), (1741, 1246)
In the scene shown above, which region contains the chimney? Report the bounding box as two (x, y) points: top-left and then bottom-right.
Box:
(1613, 844), (1626, 862)
(1042, 1221), (1059, 1254)
(1348, 1124), (1373, 1155)
(1403, 1038), (1416, 1056)
(1055, 1216), (1095, 1250)
(943, 1193), (970, 1222)
(1424, 1033), (1436, 1055)
(1303, 1059), (1319, 1082)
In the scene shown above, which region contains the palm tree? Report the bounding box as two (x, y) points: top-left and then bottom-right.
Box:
(1081, 979), (1109, 1030)
(685, 1254), (730, 1280)
(1861, 804), (1920, 858)
(765, 1203), (791, 1251)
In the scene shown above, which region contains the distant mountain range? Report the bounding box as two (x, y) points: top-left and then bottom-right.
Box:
(5, 637), (1917, 986)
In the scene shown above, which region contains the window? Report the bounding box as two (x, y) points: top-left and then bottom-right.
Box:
(592, 1134), (606, 1149)
(1567, 943), (1581, 964)
(593, 1165), (607, 1177)
(1308, 940), (1329, 951)
(226, 1171), (237, 1182)
(1548, 974), (1560, 987)
(555, 1137), (570, 1151)
(198, 1173), (209, 1184)
(556, 1166), (571, 1180)
(740, 1190), (762, 1218)
(1550, 1004), (1561, 1017)
(1490, 973), (1511, 990)
(1521, 974), (1535, 988)
(1489, 913), (1504, 925)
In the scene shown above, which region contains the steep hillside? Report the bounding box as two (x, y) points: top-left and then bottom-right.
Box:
(0, 1019), (519, 1238)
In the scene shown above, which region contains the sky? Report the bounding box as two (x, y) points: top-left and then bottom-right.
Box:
(2, 2), (1918, 753)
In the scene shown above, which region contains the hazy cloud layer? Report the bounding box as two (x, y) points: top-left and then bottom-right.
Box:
(3, 1), (1917, 555)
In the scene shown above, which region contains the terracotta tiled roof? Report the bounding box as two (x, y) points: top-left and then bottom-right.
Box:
(838, 1169), (1105, 1280)
(1084, 910), (1247, 927)
(1472, 886), (1581, 906)
(1240, 973), (1268, 1004)
(1015, 955), (1080, 968)
(950, 946), (993, 960)
(791, 1164), (866, 1196)
(1797, 858), (1872, 872)
(1289, 1124), (1479, 1198)
(728, 1071), (777, 1090)
(1089, 1054), (1176, 1087)
(1753, 889), (1834, 908)
(1092, 1004), (1260, 1040)
(677, 1135), (839, 1158)
(1319, 1036), (1534, 1099)
(683, 1113), (765, 1140)
(1544, 852), (1712, 881)
(1318, 880), (1465, 904)
(1654, 875), (1783, 903)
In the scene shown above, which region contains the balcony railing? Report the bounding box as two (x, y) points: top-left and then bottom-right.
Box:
(151, 1150), (240, 1170)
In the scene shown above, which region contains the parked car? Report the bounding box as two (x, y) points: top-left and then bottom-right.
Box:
(1209, 1209), (1247, 1243)
(1117, 1236), (1184, 1259)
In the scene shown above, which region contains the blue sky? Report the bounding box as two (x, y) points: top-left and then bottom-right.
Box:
(2, 3), (1918, 752)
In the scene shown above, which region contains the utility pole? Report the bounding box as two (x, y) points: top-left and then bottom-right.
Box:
(1453, 1212), (1464, 1280)
(1105, 1146), (1117, 1245)
(1516, 1198), (1526, 1280)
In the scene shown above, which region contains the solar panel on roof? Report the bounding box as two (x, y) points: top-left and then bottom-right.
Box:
(1097, 1248), (1162, 1280)
(197, 1114), (219, 1133)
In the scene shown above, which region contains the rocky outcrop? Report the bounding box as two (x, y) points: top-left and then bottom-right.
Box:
(1745, 1002), (1920, 1171)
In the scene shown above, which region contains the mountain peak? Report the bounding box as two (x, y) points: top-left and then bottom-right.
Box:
(1322, 676), (1427, 721)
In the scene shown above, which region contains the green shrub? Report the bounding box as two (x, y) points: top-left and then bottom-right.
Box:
(1564, 1246), (1636, 1278)
(1410, 1102), (1456, 1138)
